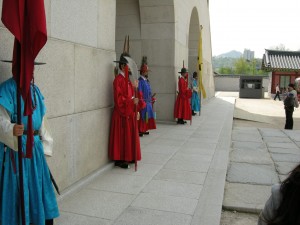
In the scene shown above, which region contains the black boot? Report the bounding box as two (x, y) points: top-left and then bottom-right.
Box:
(115, 161), (130, 169)
(45, 219), (54, 225)
(177, 118), (184, 124)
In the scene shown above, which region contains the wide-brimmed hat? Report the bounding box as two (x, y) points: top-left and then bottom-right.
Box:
(178, 60), (188, 74)
(1, 60), (46, 65)
(178, 67), (188, 74)
(113, 53), (130, 64)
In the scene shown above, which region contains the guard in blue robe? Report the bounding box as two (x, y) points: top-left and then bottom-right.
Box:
(191, 72), (200, 115)
(0, 78), (59, 225)
(138, 57), (156, 136)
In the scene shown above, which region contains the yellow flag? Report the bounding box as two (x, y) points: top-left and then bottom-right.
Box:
(198, 26), (207, 98)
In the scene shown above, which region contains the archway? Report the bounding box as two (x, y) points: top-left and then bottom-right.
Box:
(115, 0), (142, 61)
(188, 7), (200, 81)
(116, 0), (177, 121)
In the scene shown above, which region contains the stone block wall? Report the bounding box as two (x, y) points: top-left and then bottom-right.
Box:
(0, 0), (116, 191)
(0, 0), (214, 191)
(214, 75), (269, 92)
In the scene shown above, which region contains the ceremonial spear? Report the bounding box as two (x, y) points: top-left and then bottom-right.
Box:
(124, 56), (139, 171)
(2, 0), (48, 223)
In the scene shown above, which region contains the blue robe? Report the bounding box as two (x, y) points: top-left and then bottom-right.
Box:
(191, 78), (200, 112)
(138, 77), (155, 121)
(0, 78), (59, 225)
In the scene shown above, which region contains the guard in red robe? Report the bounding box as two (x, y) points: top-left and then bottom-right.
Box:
(174, 67), (192, 124)
(109, 53), (145, 169)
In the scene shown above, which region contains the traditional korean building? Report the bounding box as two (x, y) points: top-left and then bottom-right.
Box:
(262, 49), (300, 94)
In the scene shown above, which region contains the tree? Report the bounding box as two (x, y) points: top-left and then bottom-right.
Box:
(234, 58), (249, 74)
(269, 44), (290, 51)
(218, 67), (233, 74)
(214, 56), (268, 75)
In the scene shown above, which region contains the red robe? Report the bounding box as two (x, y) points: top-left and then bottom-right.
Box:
(109, 73), (145, 161)
(174, 76), (192, 120)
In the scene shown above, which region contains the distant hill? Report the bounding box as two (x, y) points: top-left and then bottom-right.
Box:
(212, 50), (266, 75)
(215, 50), (242, 58)
(212, 50), (242, 71)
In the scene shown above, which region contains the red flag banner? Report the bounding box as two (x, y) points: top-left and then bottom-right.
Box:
(1, 0), (47, 157)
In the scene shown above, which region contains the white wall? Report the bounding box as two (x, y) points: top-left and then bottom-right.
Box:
(0, 0), (116, 191)
(214, 75), (269, 92)
(138, 0), (176, 121)
(116, 0), (142, 61)
(174, 0), (215, 102)
(136, 0), (215, 121)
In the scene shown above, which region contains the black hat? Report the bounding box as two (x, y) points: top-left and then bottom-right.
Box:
(114, 53), (130, 64)
(1, 60), (46, 65)
(178, 67), (188, 74)
(178, 60), (188, 74)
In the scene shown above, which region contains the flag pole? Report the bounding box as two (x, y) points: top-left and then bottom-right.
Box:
(15, 42), (26, 225)
(197, 25), (206, 116)
(134, 87), (138, 172)
(17, 80), (26, 225)
(187, 72), (192, 126)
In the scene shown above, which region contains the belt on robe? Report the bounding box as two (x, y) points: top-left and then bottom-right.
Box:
(23, 130), (39, 136)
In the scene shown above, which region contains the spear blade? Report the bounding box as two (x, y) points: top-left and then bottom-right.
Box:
(124, 56), (139, 80)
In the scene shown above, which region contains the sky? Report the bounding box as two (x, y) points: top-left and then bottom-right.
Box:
(209, 0), (300, 58)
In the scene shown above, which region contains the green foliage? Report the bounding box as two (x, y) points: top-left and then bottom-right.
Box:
(234, 58), (249, 74)
(213, 56), (268, 75)
(218, 67), (233, 74)
(212, 56), (236, 72)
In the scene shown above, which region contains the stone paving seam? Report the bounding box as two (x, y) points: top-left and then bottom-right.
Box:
(191, 97), (235, 225)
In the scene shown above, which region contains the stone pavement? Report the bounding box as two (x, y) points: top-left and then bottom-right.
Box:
(223, 127), (300, 213)
(212, 92), (300, 225)
(55, 96), (235, 225)
(220, 92), (300, 224)
(54, 92), (300, 225)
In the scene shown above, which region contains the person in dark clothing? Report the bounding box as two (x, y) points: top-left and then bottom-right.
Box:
(284, 83), (297, 130)
(258, 163), (300, 225)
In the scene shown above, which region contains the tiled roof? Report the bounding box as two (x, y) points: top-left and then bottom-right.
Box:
(262, 49), (300, 72)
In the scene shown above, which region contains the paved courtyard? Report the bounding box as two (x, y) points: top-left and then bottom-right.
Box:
(55, 91), (300, 225)
(220, 91), (300, 225)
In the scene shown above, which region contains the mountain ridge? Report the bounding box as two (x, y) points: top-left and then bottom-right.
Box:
(214, 50), (242, 58)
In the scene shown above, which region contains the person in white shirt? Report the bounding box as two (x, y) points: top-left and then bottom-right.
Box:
(273, 84), (281, 101)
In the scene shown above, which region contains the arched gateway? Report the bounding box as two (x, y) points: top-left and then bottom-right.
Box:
(116, 0), (214, 121)
(0, 0), (214, 191)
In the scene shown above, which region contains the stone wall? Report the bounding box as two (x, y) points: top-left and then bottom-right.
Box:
(0, 0), (116, 191)
(0, 0), (214, 191)
(214, 75), (269, 92)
